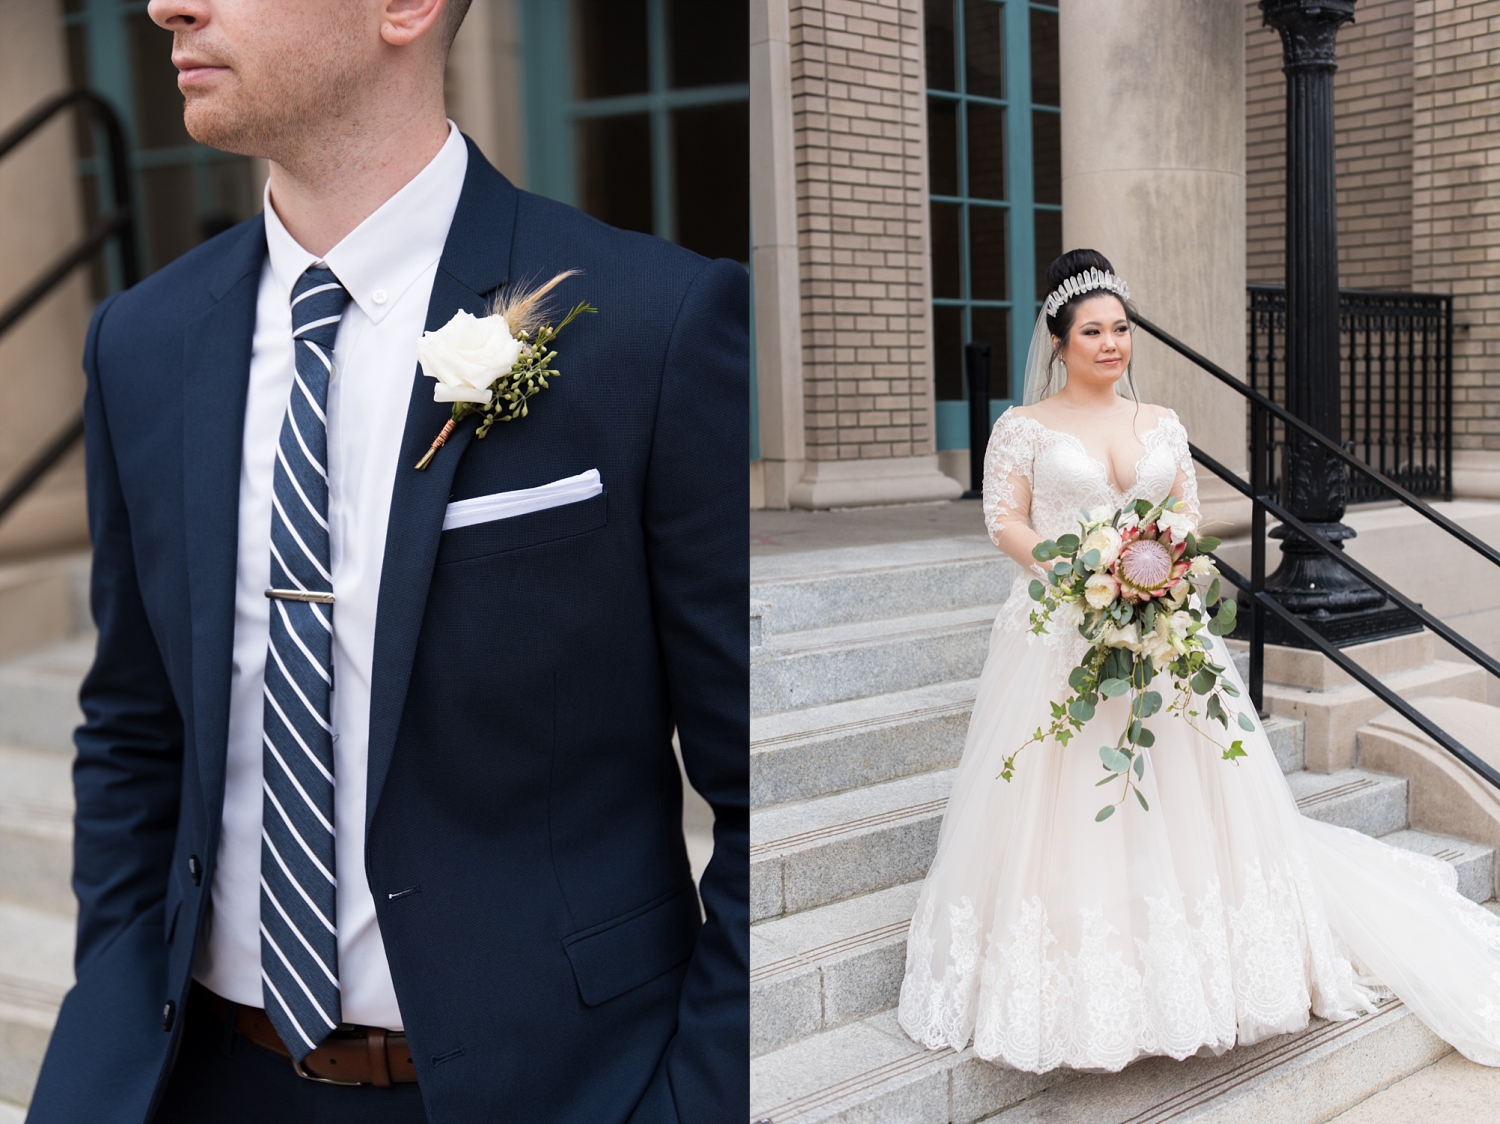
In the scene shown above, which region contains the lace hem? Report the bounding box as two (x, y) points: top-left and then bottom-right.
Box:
(897, 855), (1377, 1073)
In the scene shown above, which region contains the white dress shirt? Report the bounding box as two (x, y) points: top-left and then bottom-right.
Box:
(194, 124), (469, 1029)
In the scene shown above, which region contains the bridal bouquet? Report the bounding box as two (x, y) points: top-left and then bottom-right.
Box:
(1002, 496), (1252, 821)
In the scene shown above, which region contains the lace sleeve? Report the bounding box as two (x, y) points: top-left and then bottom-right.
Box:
(982, 409), (1037, 549)
(1164, 409), (1200, 523)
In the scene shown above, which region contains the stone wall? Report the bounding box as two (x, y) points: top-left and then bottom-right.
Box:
(753, 0), (958, 507)
(1413, 0), (1500, 456)
(790, 0), (932, 464)
(1246, 0), (1415, 291)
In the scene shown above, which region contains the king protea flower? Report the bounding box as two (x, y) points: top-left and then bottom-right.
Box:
(1114, 532), (1189, 600)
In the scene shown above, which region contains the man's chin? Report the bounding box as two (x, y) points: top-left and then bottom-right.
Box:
(183, 102), (268, 159)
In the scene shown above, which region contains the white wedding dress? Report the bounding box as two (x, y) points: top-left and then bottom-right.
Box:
(897, 406), (1500, 1074)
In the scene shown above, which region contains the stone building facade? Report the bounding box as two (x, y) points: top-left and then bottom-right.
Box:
(752, 0), (958, 509)
(754, 0), (1500, 509)
(1245, 0), (1500, 494)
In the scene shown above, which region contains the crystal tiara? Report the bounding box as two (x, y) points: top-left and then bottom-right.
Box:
(1043, 267), (1131, 318)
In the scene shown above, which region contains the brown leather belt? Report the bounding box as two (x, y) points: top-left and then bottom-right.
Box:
(205, 989), (417, 1085)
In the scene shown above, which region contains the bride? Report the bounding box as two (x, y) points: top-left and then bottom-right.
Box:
(896, 249), (1500, 1074)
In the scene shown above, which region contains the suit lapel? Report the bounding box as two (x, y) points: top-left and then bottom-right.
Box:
(183, 219), (267, 817)
(365, 141), (520, 829)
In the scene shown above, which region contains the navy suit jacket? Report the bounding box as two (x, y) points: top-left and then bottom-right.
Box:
(27, 140), (749, 1124)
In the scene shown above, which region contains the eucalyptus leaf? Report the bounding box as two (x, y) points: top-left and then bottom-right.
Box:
(1096, 804), (1116, 822)
(1139, 690), (1163, 717)
(1057, 534), (1080, 553)
(1099, 677), (1130, 698)
(1191, 669), (1215, 695)
(1135, 789), (1150, 811)
(1068, 666), (1092, 691)
(1069, 698), (1096, 723)
(1029, 580), (1045, 601)
(1197, 535), (1221, 552)
(1135, 726), (1155, 748)
(1099, 745), (1130, 773)
(1238, 710), (1255, 731)
(1133, 753), (1145, 780)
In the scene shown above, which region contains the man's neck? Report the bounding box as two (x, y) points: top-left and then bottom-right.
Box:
(265, 110), (451, 258)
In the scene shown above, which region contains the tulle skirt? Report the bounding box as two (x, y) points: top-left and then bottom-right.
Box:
(897, 583), (1500, 1073)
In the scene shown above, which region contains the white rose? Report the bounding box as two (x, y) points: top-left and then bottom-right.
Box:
(1165, 579), (1190, 609)
(1118, 511), (1139, 532)
(1084, 572), (1120, 610)
(1157, 507), (1196, 543)
(1169, 610), (1195, 638)
(1084, 505), (1115, 525)
(1102, 621), (1141, 652)
(417, 310), (524, 405)
(1051, 598), (1085, 636)
(1141, 630), (1175, 666)
(1080, 525), (1123, 570)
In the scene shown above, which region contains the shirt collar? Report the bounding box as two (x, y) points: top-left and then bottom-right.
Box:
(262, 121), (469, 325)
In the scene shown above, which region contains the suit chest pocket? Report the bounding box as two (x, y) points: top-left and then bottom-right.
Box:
(435, 490), (608, 565)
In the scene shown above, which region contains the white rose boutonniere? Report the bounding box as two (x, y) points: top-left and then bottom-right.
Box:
(417, 312), (523, 404)
(414, 270), (597, 469)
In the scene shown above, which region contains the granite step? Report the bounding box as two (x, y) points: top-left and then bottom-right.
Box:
(0, 636), (92, 754)
(752, 681), (979, 809)
(1378, 828), (1495, 904)
(1286, 767), (1408, 837)
(751, 882), (921, 1057)
(0, 744), (74, 914)
(750, 537), (1015, 636)
(749, 998), (1445, 1124)
(751, 605), (1001, 718)
(0, 899), (74, 1108)
(751, 761), (1410, 926)
(751, 770), (951, 924)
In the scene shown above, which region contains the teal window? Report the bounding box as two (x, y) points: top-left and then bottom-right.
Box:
(926, 0), (1061, 450)
(63, 0), (260, 290)
(521, 0), (749, 264)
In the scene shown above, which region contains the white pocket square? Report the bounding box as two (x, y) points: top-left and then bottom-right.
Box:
(442, 469), (602, 531)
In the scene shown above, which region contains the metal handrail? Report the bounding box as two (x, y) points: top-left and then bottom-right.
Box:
(0, 89), (138, 526)
(1136, 314), (1500, 794)
(1136, 314), (1500, 573)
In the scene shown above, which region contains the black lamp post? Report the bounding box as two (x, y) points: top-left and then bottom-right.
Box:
(1258, 0), (1417, 646)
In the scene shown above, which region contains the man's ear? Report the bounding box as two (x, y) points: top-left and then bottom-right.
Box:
(380, 0), (448, 48)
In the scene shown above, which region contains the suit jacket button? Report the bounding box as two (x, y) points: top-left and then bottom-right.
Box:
(162, 1000), (176, 1031)
(188, 855), (202, 885)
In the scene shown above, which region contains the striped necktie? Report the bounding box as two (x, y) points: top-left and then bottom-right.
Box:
(259, 265), (347, 1059)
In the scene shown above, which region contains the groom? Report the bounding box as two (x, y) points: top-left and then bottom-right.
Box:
(26, 1), (747, 1122)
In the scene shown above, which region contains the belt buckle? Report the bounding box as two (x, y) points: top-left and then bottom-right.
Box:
(292, 1054), (364, 1086)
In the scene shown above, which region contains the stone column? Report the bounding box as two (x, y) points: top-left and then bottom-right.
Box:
(1058, 0), (1249, 536)
(751, 0), (806, 509)
(0, 0), (91, 561)
(775, 0), (961, 509)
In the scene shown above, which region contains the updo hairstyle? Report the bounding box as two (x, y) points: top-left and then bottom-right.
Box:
(1040, 248), (1138, 399)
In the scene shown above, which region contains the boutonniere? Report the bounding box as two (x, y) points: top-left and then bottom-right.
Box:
(413, 270), (596, 469)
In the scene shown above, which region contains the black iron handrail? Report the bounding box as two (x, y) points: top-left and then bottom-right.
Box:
(1134, 313), (1500, 796)
(0, 89), (139, 526)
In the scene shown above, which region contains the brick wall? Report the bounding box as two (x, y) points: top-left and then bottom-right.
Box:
(1245, 0), (1414, 291)
(1413, 0), (1500, 450)
(789, 0), (935, 461)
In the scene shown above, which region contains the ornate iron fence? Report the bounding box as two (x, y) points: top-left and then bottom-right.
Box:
(1246, 285), (1453, 504)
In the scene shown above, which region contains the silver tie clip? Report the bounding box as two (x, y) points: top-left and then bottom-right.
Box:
(265, 588), (335, 604)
